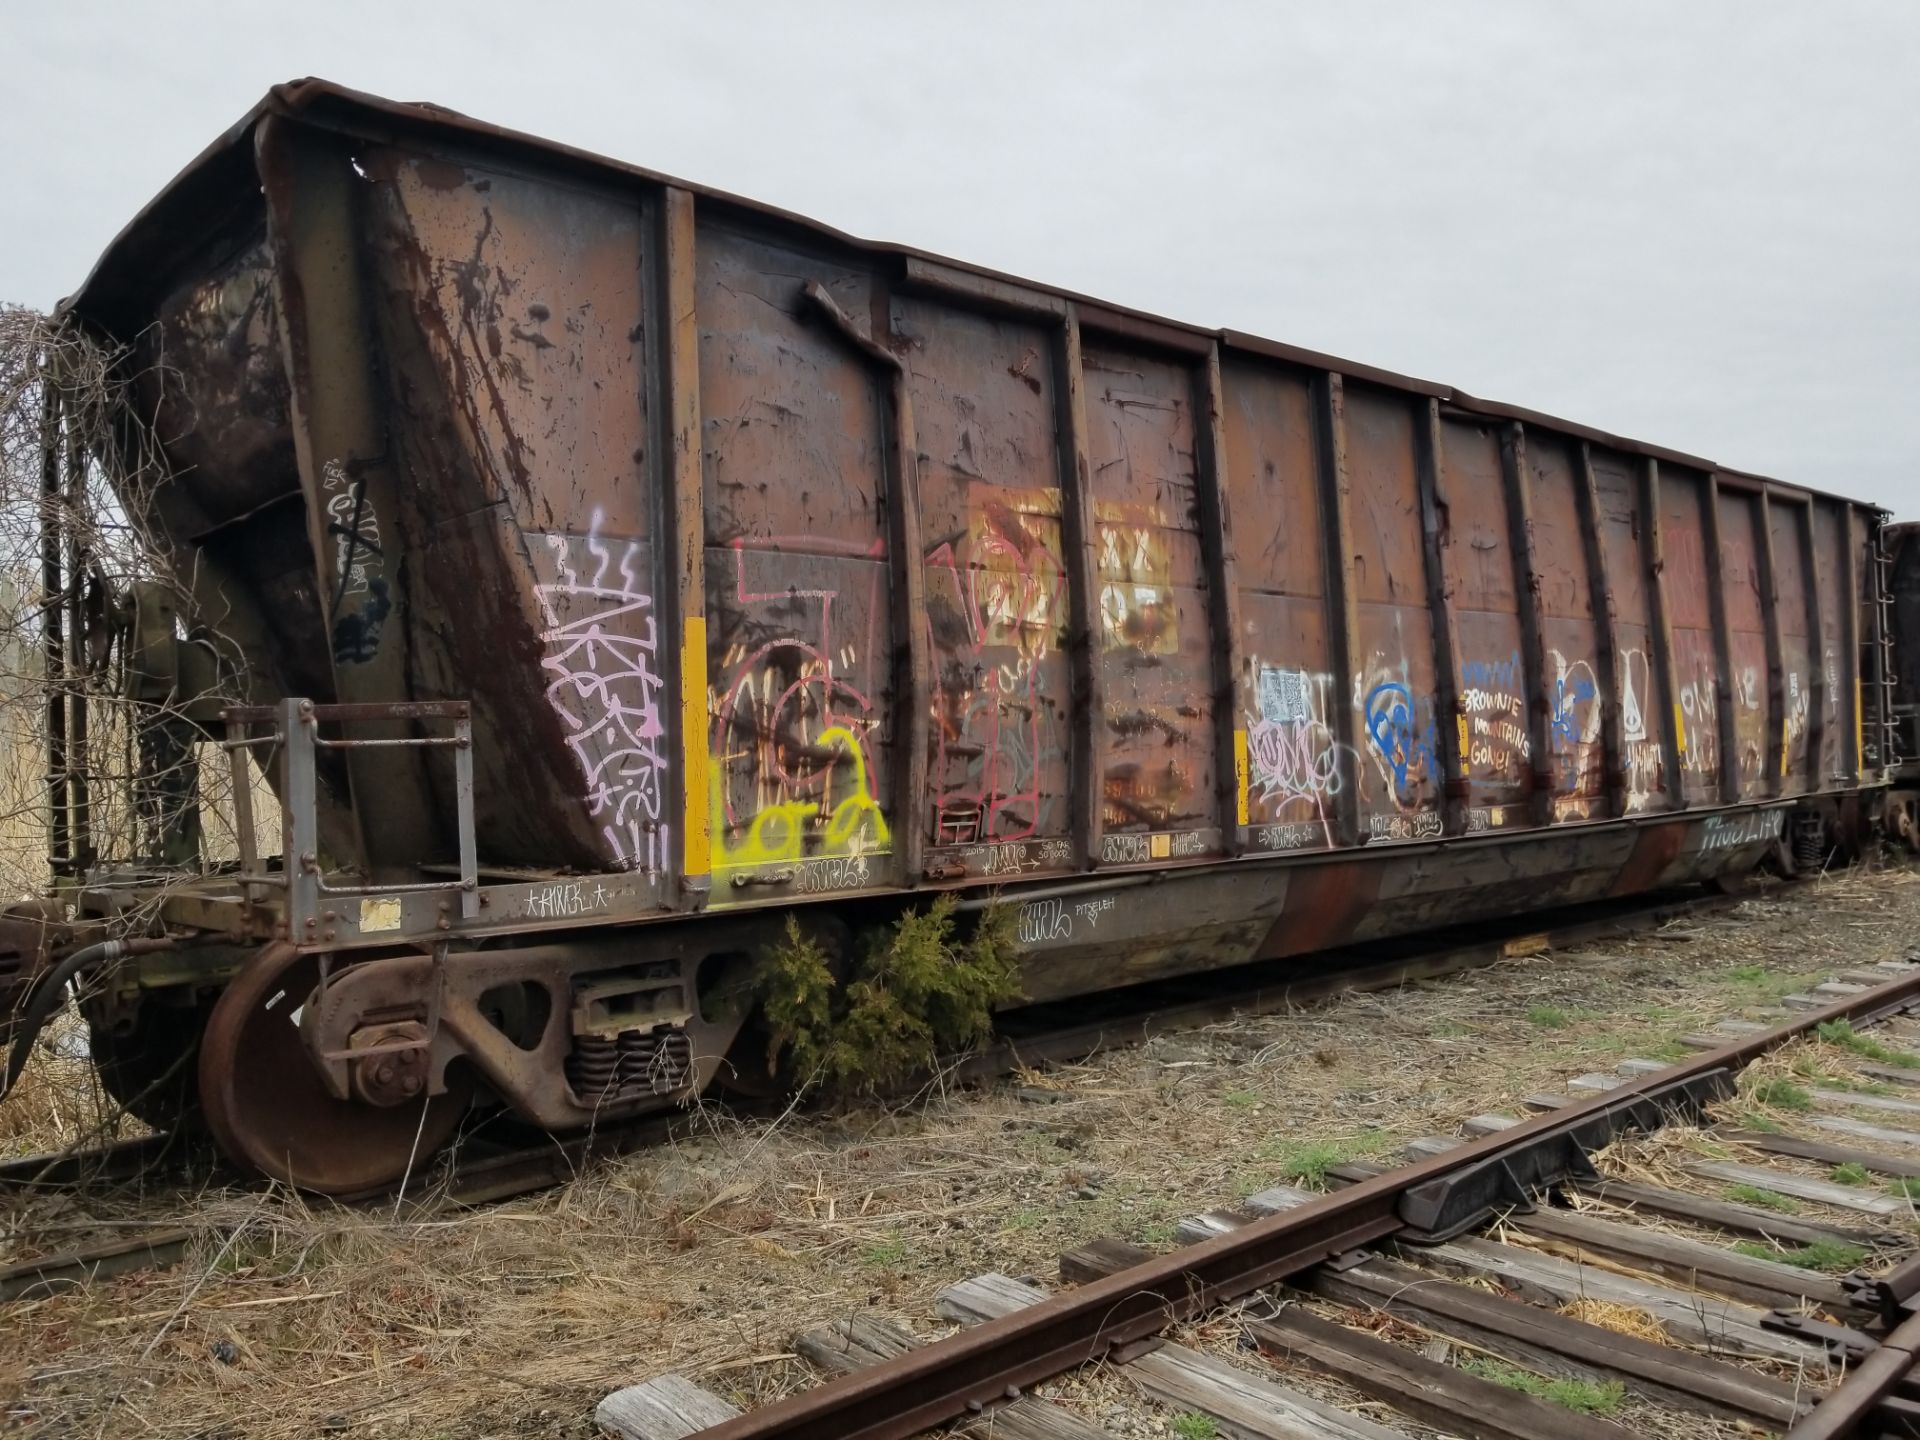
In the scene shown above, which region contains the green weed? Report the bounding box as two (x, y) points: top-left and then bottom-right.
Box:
(1816, 1020), (1920, 1068)
(1527, 1005), (1572, 1030)
(753, 898), (1020, 1093)
(1831, 1162), (1872, 1186)
(1727, 1183), (1801, 1213)
(1889, 1177), (1920, 1200)
(1171, 1416), (1219, 1440)
(1749, 1077), (1812, 1110)
(1732, 1238), (1868, 1272)
(1262, 1131), (1394, 1189)
(1460, 1358), (1624, 1415)
(1221, 1089), (1261, 1109)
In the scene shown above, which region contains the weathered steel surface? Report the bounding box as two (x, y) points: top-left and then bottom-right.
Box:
(58, 79), (1892, 978)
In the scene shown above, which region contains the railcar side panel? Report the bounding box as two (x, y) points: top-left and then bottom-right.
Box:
(900, 296), (1076, 870)
(1770, 498), (1816, 793)
(1343, 386), (1445, 842)
(1082, 342), (1221, 863)
(1527, 437), (1608, 821)
(1436, 417), (1530, 827)
(1717, 489), (1773, 801)
(1660, 467), (1721, 806)
(696, 226), (899, 899)
(1588, 451), (1670, 813)
(1219, 361), (1341, 853)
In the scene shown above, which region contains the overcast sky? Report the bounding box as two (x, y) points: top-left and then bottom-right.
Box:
(4, 2), (1914, 513)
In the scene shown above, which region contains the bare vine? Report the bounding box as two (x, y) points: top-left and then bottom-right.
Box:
(0, 305), (268, 920)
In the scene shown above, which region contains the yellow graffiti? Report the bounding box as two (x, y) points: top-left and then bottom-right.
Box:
(710, 724), (891, 871)
(681, 616), (711, 878)
(1232, 728), (1249, 827)
(1856, 679), (1864, 773)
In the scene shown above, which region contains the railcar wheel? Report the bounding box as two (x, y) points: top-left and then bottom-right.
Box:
(198, 945), (474, 1195)
(87, 998), (212, 1132)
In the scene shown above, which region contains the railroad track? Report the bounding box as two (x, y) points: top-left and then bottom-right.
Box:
(601, 952), (1920, 1440)
(0, 882), (1766, 1306)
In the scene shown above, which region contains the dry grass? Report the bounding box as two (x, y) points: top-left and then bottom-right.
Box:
(0, 863), (1916, 1437)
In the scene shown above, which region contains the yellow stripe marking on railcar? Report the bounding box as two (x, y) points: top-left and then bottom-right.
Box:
(1857, 680), (1865, 773)
(681, 616), (711, 878)
(1233, 728), (1249, 827)
(1781, 718), (1790, 777)
(1673, 703), (1687, 755)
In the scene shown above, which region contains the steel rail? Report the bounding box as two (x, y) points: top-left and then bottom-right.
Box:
(688, 965), (1920, 1440)
(1784, 1305), (1920, 1439)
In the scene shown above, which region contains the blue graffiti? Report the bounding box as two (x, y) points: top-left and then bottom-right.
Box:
(1550, 671), (1597, 750)
(1364, 682), (1437, 800)
(1460, 651), (1522, 692)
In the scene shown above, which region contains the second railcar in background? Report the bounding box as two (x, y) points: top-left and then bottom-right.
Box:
(22, 79), (1898, 1191)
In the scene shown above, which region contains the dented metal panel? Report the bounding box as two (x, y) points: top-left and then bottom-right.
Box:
(900, 295), (1075, 875)
(1437, 417), (1531, 827)
(1658, 467), (1721, 806)
(1527, 437), (1608, 822)
(1586, 451), (1669, 812)
(1220, 360), (1340, 854)
(1082, 342), (1219, 863)
(1343, 386), (1444, 842)
(1766, 498), (1813, 794)
(1814, 502), (1858, 782)
(698, 226), (896, 898)
(1715, 488), (1773, 799)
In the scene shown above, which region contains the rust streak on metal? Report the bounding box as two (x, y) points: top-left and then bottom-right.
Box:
(1193, 345), (1248, 849)
(1054, 304), (1102, 870)
(1641, 460), (1687, 809)
(1415, 399), (1466, 834)
(1498, 422), (1554, 827)
(1700, 473), (1739, 800)
(1755, 487), (1787, 794)
(1312, 372), (1362, 849)
(661, 186), (709, 898)
(1574, 442), (1627, 818)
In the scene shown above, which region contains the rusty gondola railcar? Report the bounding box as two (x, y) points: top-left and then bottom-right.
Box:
(17, 79), (1898, 1191)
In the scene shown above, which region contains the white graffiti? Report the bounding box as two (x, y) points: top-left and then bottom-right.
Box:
(1257, 665), (1314, 724)
(1784, 671), (1810, 759)
(536, 508), (670, 875)
(1701, 809), (1783, 852)
(321, 457), (382, 599)
(1075, 895), (1116, 928)
(1256, 822), (1326, 851)
(788, 854), (874, 893)
(1246, 665), (1346, 846)
(1461, 688), (1523, 717)
(520, 880), (611, 919)
(956, 837), (1075, 876)
(1017, 893), (1119, 946)
(1621, 648), (1648, 743)
(1018, 898), (1073, 944)
(1368, 810), (1443, 842)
